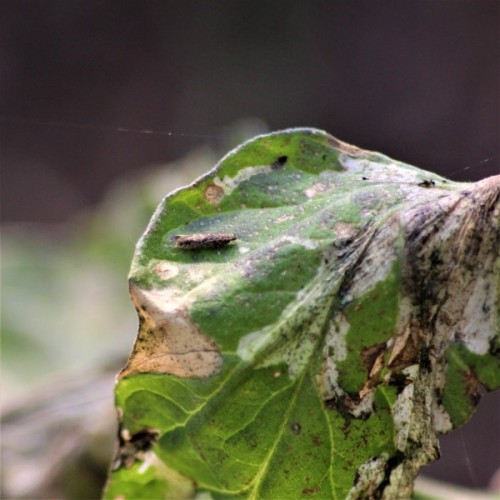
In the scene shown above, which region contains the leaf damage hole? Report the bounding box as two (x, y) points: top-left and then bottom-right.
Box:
(113, 427), (160, 470)
(374, 451), (405, 496)
(272, 155), (288, 169)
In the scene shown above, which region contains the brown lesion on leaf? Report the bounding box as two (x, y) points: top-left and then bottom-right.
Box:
(387, 324), (421, 371)
(358, 326), (431, 400)
(358, 322), (431, 401)
(361, 342), (387, 374)
(359, 342), (387, 399)
(120, 284), (222, 379)
(332, 222), (358, 247)
(204, 183), (225, 205)
(302, 485), (321, 495)
(463, 368), (483, 406)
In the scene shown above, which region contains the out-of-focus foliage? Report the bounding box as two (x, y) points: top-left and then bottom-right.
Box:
(0, 120), (267, 499)
(1, 148), (217, 399)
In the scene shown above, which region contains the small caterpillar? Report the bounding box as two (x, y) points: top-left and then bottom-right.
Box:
(174, 232), (237, 249)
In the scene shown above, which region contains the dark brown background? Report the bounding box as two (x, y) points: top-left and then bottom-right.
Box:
(1, 0), (498, 223)
(1, 0), (499, 490)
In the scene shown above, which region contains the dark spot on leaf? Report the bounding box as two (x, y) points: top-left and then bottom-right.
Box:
(361, 342), (386, 374)
(419, 345), (431, 372)
(390, 372), (411, 394)
(362, 176), (368, 180)
(130, 429), (159, 451)
(302, 486), (320, 495)
(489, 336), (500, 357)
(325, 396), (357, 421)
(463, 368), (483, 406)
(272, 155), (288, 169)
(324, 398), (337, 410)
(418, 179), (436, 187)
(429, 248), (442, 268)
(312, 435), (323, 447)
(291, 422), (301, 434)
(434, 388), (443, 406)
(353, 470), (360, 484)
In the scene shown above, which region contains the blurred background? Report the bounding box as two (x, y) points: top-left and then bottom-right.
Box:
(1, 1), (499, 498)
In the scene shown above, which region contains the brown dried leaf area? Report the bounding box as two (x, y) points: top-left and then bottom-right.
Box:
(120, 285), (222, 379)
(359, 326), (423, 400)
(406, 175), (499, 350)
(355, 175), (499, 411)
(386, 325), (421, 371)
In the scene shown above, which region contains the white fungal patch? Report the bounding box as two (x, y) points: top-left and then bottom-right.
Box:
(121, 284), (222, 379)
(339, 154), (431, 186)
(279, 235), (321, 250)
(138, 450), (196, 497)
(431, 401), (452, 434)
(347, 456), (388, 500)
(392, 365), (419, 451)
(213, 165), (274, 195)
(120, 428), (131, 441)
(238, 258), (342, 378)
(194, 492), (215, 500)
(237, 327), (275, 362)
(185, 276), (221, 303)
(182, 263), (209, 283)
(318, 315), (350, 400)
(460, 275), (497, 355)
(138, 452), (155, 474)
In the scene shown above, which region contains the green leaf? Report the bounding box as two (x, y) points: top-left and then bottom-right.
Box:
(105, 128), (500, 499)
